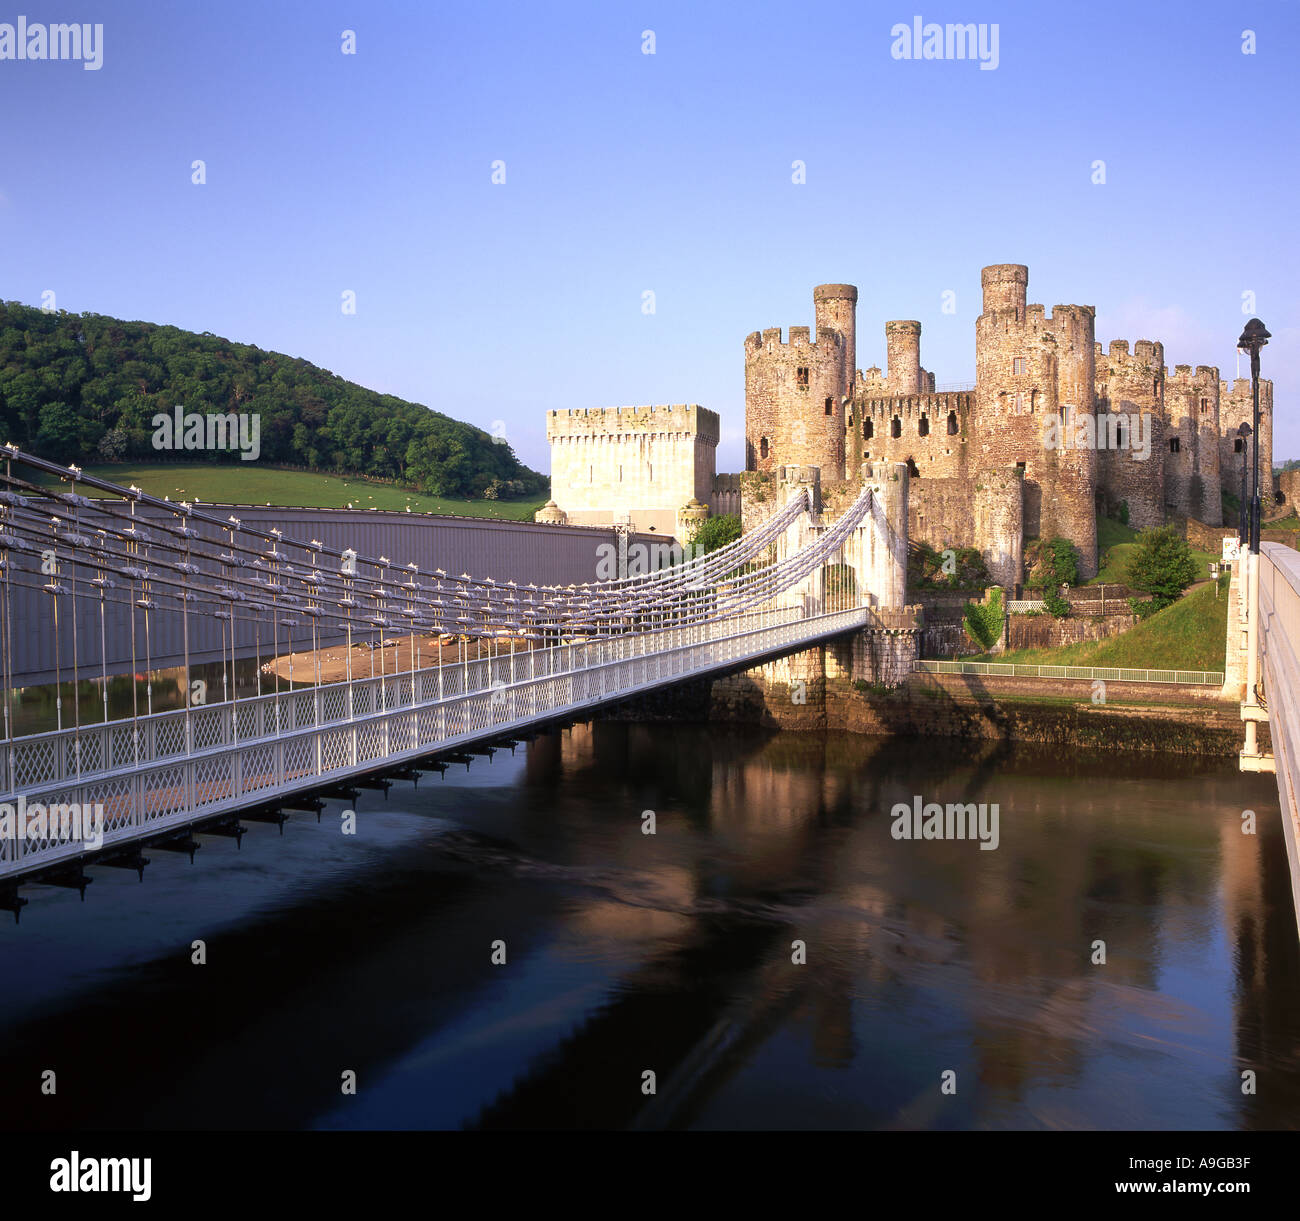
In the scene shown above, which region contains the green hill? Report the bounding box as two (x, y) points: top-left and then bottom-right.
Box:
(0, 300), (545, 502)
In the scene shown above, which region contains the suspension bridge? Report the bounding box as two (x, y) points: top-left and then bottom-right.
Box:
(0, 448), (907, 912)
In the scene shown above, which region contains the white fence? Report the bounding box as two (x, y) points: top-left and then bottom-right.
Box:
(914, 660), (1224, 685)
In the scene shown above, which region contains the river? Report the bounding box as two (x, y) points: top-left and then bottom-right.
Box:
(1, 722), (1296, 1130)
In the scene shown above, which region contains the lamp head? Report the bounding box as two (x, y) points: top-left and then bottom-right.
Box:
(1238, 318), (1271, 352)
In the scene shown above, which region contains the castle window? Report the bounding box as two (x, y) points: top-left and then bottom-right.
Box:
(947, 410), (958, 435)
(863, 419), (874, 440)
(648, 463), (653, 481)
(1153, 378), (1159, 397)
(1200, 397), (1210, 414)
(796, 367), (809, 389)
(863, 450), (870, 459)
(918, 415), (930, 437)
(760, 437), (770, 459)
(1030, 390), (1038, 413)
(825, 398), (833, 416)
(1234, 438), (1244, 453)
(1169, 437), (1181, 453)
(1013, 357), (1026, 375)
(890, 416), (901, 439)
(1015, 393), (1024, 414)
(906, 457), (920, 478)
(1016, 461), (1026, 476)
(1115, 420), (1126, 449)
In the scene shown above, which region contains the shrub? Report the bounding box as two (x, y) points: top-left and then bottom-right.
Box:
(908, 542), (988, 589)
(1027, 536), (1079, 589)
(1043, 590), (1070, 618)
(963, 587), (1004, 651)
(1127, 595), (1163, 620)
(1125, 526), (1198, 610)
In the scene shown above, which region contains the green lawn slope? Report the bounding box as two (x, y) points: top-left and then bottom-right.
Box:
(33, 462), (546, 520)
(992, 575), (1230, 671)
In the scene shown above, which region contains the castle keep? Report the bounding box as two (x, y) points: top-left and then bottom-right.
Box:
(745, 264), (1273, 583)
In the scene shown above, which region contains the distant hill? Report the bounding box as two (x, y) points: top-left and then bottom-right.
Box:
(0, 300), (546, 501)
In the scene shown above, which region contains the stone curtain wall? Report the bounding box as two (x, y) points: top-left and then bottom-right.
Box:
(1007, 609), (1137, 650)
(1278, 469), (1300, 509)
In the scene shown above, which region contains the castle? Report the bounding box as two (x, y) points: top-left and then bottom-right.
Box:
(539, 263), (1273, 587)
(744, 265), (1273, 583)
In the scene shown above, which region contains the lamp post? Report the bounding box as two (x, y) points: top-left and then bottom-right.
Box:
(1238, 318), (1271, 554)
(1236, 317), (1270, 771)
(1237, 421), (1252, 545)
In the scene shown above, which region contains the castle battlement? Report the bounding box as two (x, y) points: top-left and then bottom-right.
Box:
(1220, 377), (1270, 397)
(1097, 337), (1165, 371)
(978, 301), (1095, 335)
(1164, 364), (1218, 385)
(547, 404), (720, 443)
(745, 326), (844, 353)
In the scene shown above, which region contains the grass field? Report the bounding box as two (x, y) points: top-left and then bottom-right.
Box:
(1088, 516), (1217, 585)
(29, 463), (547, 521)
(986, 574), (1231, 671)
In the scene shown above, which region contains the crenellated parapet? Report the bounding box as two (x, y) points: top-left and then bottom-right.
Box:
(547, 403), (719, 444)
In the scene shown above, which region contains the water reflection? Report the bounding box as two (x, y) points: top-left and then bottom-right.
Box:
(0, 723), (1295, 1130)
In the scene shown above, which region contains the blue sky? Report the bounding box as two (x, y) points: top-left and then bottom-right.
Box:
(1, 0), (1295, 473)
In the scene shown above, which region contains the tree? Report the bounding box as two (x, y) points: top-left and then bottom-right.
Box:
(690, 513), (741, 554)
(34, 401), (82, 460)
(1125, 526), (1198, 609)
(96, 424), (129, 461)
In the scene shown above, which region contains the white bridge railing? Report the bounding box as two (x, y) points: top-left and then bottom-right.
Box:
(0, 602), (867, 880)
(1258, 542), (1300, 934)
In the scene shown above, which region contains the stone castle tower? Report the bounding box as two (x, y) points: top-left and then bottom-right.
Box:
(744, 264), (1273, 586)
(537, 404), (718, 536)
